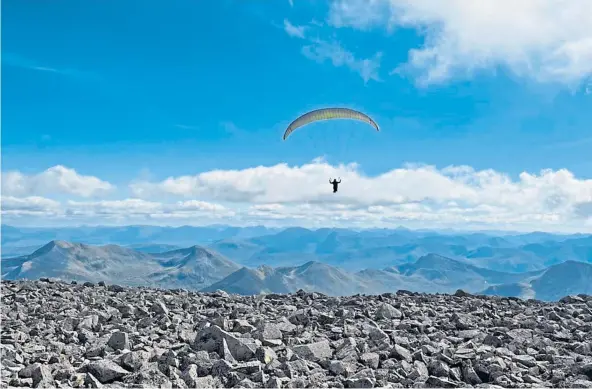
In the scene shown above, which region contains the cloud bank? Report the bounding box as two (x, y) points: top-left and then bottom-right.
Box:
(2, 162), (592, 232)
(2, 165), (114, 198)
(327, 0), (592, 88)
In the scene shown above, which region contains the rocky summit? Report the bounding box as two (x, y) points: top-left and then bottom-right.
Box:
(2, 279), (592, 388)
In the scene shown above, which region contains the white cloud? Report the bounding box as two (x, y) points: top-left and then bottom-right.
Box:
(128, 160), (592, 231)
(2, 165), (114, 198)
(64, 199), (233, 219)
(66, 199), (164, 216)
(1, 196), (61, 216)
(328, 0), (592, 87)
(3, 162), (592, 232)
(302, 39), (383, 83)
(284, 19), (307, 39)
(1, 197), (234, 225)
(328, 0), (391, 30)
(283, 18), (382, 83)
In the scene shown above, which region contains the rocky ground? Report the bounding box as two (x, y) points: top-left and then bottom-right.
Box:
(2, 279), (592, 388)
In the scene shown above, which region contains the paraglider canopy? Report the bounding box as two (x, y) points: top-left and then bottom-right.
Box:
(283, 108), (379, 140)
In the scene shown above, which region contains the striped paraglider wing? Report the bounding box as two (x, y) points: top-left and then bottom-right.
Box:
(283, 108), (379, 140)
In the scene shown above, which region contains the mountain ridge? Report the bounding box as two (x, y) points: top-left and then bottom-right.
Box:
(3, 226), (591, 301)
(480, 260), (592, 301)
(1, 240), (240, 291)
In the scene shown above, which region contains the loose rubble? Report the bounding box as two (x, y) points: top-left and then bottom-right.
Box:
(2, 278), (592, 388)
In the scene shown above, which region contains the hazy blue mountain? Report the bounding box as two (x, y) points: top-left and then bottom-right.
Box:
(1, 240), (240, 290)
(148, 246), (241, 290)
(202, 261), (370, 296)
(503, 232), (589, 245)
(208, 232), (434, 270)
(1, 240), (159, 286)
(321, 245), (420, 271)
(247, 227), (336, 253)
(125, 243), (183, 253)
(394, 254), (542, 294)
(530, 260), (592, 300)
(200, 266), (287, 295)
(2, 239), (590, 300)
(203, 254), (541, 297)
(1, 244), (45, 258)
(464, 238), (592, 272)
(398, 254), (542, 283)
(3, 225), (592, 294)
(480, 260), (592, 301)
(355, 268), (441, 294)
(208, 239), (272, 265)
(207, 227), (592, 273)
(1, 224), (280, 249)
(272, 260), (370, 295)
(209, 228), (486, 270)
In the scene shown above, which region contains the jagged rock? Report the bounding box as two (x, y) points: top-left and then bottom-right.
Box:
(256, 323), (283, 342)
(292, 340), (332, 361)
(122, 362), (172, 388)
(2, 279), (591, 389)
(84, 373), (103, 388)
(329, 360), (356, 377)
(106, 331), (130, 351)
(81, 360), (129, 384)
(182, 365), (219, 388)
(150, 301), (169, 316)
(360, 352), (380, 369)
(31, 364), (54, 388)
(391, 344), (412, 362)
(194, 325), (258, 361)
(335, 338), (358, 362)
(255, 347), (277, 365)
(375, 303), (403, 320)
(118, 350), (150, 371)
(234, 319), (256, 334)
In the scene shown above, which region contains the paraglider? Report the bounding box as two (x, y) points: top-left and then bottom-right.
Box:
(283, 107), (379, 194)
(282, 107), (379, 140)
(329, 178), (341, 193)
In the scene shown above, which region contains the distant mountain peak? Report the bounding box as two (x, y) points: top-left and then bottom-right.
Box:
(300, 260), (321, 267)
(188, 245), (213, 255)
(30, 240), (75, 256)
(414, 253), (460, 267)
(54, 240), (77, 249)
(164, 244), (214, 257)
(419, 253), (449, 260)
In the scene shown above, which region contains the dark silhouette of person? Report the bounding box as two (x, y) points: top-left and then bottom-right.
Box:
(329, 178), (341, 193)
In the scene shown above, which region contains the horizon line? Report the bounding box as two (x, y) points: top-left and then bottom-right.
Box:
(1, 222), (589, 237)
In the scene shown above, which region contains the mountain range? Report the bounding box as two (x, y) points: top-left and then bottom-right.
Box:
(0, 224), (280, 257)
(2, 232), (591, 301)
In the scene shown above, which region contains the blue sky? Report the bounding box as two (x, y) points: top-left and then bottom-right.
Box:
(2, 0), (592, 231)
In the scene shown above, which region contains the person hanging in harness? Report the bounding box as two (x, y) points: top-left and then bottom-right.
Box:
(329, 178), (341, 193)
